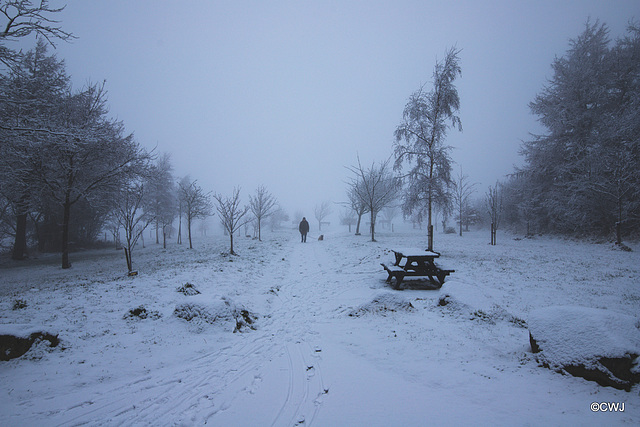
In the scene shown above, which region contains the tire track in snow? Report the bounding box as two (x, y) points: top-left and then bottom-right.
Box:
(46, 235), (335, 426)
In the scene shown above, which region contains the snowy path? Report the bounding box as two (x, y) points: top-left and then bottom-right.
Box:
(13, 236), (342, 426)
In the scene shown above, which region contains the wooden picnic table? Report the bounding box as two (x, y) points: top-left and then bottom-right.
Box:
(381, 247), (454, 289)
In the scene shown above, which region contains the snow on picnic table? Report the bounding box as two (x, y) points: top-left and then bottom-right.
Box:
(0, 228), (639, 426)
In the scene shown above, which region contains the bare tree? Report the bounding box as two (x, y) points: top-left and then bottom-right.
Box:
(486, 182), (503, 245)
(269, 206), (289, 231)
(249, 185), (277, 241)
(37, 82), (149, 269)
(214, 187), (250, 255)
(452, 166), (477, 236)
(339, 207), (356, 233)
(0, 0), (75, 68)
(178, 176), (212, 249)
(313, 201), (332, 232)
(348, 156), (400, 242)
(112, 182), (154, 273)
(146, 153), (176, 249)
(346, 183), (368, 235)
(381, 205), (400, 232)
(394, 46), (462, 251)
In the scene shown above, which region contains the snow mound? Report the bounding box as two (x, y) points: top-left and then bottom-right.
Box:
(348, 292), (414, 317)
(437, 293), (470, 311)
(0, 324), (59, 361)
(437, 294), (526, 327)
(174, 297), (257, 333)
(529, 306), (640, 390)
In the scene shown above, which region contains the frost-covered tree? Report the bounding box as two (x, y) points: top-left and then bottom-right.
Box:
(146, 153), (176, 249)
(346, 182), (368, 236)
(0, 40), (68, 259)
(249, 185), (277, 241)
(451, 167), (477, 236)
(347, 157), (400, 242)
(394, 46), (462, 250)
(112, 181), (155, 273)
(268, 206), (288, 231)
(0, 0), (74, 68)
(214, 187), (250, 255)
(339, 207), (356, 233)
(381, 206), (400, 232)
(35, 82), (148, 269)
(178, 176), (212, 249)
(313, 201), (332, 232)
(520, 20), (640, 240)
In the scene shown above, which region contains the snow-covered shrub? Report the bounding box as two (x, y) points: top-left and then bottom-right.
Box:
(348, 293), (414, 317)
(173, 303), (215, 322)
(177, 282), (201, 296)
(12, 299), (27, 310)
(174, 298), (257, 333)
(528, 306), (640, 391)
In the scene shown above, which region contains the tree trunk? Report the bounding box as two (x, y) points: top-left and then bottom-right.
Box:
(459, 202), (463, 236)
(177, 211), (182, 244)
(11, 193), (29, 260)
(427, 151), (435, 251)
(162, 225), (167, 249)
(187, 216), (193, 249)
(258, 218), (262, 241)
(61, 197), (72, 269)
(123, 247), (132, 271)
(355, 213), (362, 235)
(616, 196), (623, 245)
(370, 211), (376, 242)
(12, 212), (28, 260)
(230, 233), (234, 255)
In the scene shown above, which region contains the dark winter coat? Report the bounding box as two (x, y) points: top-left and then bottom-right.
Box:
(299, 219), (309, 234)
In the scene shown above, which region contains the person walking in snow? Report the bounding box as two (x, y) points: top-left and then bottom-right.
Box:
(299, 217), (310, 243)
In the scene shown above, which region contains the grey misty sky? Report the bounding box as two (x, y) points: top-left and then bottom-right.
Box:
(40, 0), (639, 221)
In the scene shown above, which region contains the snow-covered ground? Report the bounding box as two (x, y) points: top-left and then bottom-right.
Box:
(1, 227), (638, 426)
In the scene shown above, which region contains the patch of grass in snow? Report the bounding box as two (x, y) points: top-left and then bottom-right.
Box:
(124, 305), (161, 320)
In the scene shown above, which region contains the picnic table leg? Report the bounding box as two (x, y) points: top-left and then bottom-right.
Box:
(393, 252), (403, 266)
(393, 273), (405, 290)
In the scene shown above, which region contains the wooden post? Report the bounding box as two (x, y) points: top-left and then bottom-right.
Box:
(428, 225), (434, 251)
